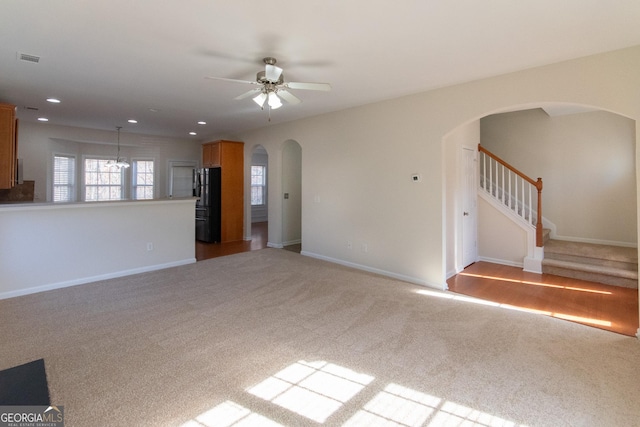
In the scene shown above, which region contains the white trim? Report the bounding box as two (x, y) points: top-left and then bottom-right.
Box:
(131, 157), (157, 200)
(477, 256), (523, 268)
(51, 152), (77, 203)
(300, 250), (445, 290)
(636, 328), (640, 340)
(168, 160), (197, 198)
(82, 155), (127, 201)
(283, 239), (301, 246)
(0, 258), (196, 300)
(267, 241), (284, 249)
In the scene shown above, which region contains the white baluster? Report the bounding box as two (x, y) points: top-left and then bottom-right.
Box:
(528, 185), (533, 225)
(501, 165), (505, 203)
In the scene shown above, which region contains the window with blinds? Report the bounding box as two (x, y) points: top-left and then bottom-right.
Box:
(53, 155), (76, 202)
(84, 158), (123, 201)
(133, 160), (154, 200)
(251, 165), (266, 206)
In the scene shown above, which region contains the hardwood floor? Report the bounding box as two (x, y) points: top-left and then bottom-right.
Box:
(196, 221), (269, 261)
(198, 226), (639, 337)
(447, 261), (639, 337)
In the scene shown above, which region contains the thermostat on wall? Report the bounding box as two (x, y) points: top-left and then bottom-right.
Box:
(411, 174), (421, 182)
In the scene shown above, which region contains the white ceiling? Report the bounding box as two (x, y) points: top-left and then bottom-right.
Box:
(2, 1), (640, 140)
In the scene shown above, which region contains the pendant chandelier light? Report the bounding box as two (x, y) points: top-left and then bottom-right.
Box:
(106, 126), (130, 169)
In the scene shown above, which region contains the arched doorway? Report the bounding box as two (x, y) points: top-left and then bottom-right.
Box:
(444, 103), (639, 336)
(282, 140), (302, 252)
(445, 103), (637, 278)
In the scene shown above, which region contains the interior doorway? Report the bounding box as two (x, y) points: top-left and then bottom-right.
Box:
(461, 146), (478, 268)
(282, 140), (302, 252)
(168, 161), (196, 198)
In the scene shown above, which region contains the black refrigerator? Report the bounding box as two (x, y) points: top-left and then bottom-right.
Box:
(193, 167), (221, 242)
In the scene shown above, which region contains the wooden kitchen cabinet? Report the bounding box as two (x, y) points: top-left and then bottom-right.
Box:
(0, 103), (17, 189)
(202, 140), (244, 242)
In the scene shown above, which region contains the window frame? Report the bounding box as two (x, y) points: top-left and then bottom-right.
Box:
(251, 164), (267, 206)
(131, 158), (155, 200)
(82, 156), (126, 202)
(52, 153), (77, 203)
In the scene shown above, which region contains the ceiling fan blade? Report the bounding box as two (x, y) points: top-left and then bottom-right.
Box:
(277, 89), (301, 105)
(205, 76), (258, 85)
(265, 64), (283, 82)
(286, 81), (331, 91)
(235, 88), (262, 100)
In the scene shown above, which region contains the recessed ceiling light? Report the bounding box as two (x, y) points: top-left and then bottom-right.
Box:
(197, 121), (206, 125)
(37, 117), (49, 122)
(189, 132), (197, 136)
(128, 119), (138, 124)
(46, 98), (61, 103)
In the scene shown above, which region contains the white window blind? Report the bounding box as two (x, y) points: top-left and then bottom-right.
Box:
(53, 155), (76, 202)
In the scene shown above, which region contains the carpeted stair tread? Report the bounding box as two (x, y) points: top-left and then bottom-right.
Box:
(542, 239), (638, 288)
(544, 240), (637, 264)
(542, 258), (638, 279)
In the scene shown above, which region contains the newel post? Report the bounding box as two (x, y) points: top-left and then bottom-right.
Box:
(536, 177), (543, 247)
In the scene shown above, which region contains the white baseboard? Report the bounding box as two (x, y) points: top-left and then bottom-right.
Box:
(477, 256), (523, 268)
(0, 258), (196, 300)
(300, 251), (446, 290)
(267, 242), (284, 249)
(283, 239), (301, 246)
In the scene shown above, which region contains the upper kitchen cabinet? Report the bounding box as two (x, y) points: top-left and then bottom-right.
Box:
(203, 139), (244, 168)
(0, 103), (17, 189)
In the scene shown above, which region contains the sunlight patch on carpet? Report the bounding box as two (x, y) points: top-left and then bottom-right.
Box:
(247, 360), (374, 423)
(181, 359), (528, 427)
(180, 400), (283, 427)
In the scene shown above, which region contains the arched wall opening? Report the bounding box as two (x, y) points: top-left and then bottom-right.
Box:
(444, 102), (637, 276)
(281, 140), (302, 250)
(443, 101), (638, 332)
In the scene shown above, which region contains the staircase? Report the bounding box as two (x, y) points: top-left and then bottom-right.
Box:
(477, 145), (639, 286)
(542, 239), (638, 289)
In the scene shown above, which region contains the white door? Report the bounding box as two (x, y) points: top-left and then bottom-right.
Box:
(461, 147), (477, 268)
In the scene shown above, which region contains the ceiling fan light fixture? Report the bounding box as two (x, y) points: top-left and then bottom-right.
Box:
(253, 92), (267, 108)
(268, 92), (282, 109)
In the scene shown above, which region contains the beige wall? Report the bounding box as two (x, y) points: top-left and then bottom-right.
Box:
(11, 46), (640, 291)
(0, 199), (196, 298)
(481, 109), (637, 245)
(233, 46), (640, 289)
(477, 196), (528, 265)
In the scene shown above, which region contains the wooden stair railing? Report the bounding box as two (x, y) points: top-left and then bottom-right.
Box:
(478, 144), (544, 247)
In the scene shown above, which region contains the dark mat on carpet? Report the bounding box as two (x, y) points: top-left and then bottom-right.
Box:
(0, 359), (50, 405)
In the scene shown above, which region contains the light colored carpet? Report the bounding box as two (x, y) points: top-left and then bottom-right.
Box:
(1, 248), (639, 427)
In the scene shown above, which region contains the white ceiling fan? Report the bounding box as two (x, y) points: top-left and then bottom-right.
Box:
(206, 57), (331, 112)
